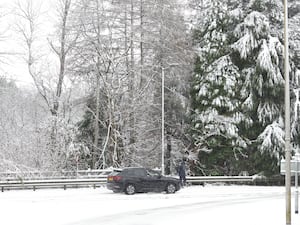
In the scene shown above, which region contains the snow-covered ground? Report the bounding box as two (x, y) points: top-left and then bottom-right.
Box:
(1, 185), (300, 225)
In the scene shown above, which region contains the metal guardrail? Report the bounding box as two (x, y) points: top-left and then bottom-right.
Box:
(186, 175), (254, 184)
(0, 175), (254, 192)
(0, 177), (107, 192)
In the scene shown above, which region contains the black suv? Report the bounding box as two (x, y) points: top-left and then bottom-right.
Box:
(107, 167), (181, 195)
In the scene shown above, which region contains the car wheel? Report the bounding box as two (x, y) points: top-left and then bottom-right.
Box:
(125, 184), (136, 195)
(166, 183), (176, 194)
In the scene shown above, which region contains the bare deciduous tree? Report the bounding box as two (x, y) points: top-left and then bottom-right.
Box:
(15, 0), (80, 169)
(71, 0), (193, 171)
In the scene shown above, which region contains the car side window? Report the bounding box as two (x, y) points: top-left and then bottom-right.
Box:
(127, 168), (147, 177)
(136, 169), (147, 177)
(146, 169), (159, 177)
(146, 171), (152, 177)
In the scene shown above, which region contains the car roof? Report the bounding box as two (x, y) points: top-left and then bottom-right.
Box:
(112, 167), (143, 172)
(113, 167), (161, 172)
(123, 167), (146, 171)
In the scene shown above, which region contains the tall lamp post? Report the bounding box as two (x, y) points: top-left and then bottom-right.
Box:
(294, 77), (300, 214)
(283, 0), (291, 224)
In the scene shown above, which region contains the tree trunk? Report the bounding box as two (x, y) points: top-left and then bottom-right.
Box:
(52, 0), (71, 116)
(92, 0), (102, 170)
(165, 131), (172, 175)
(129, 0), (136, 146)
(93, 74), (100, 169)
(139, 0), (144, 88)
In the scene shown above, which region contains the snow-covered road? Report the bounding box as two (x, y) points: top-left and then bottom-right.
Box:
(1, 185), (299, 225)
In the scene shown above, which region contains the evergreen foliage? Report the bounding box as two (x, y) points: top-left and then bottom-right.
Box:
(190, 0), (289, 176)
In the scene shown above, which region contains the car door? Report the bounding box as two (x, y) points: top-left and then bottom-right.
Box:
(130, 168), (149, 192)
(143, 169), (164, 192)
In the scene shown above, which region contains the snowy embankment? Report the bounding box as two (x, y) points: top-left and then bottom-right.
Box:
(1, 185), (299, 225)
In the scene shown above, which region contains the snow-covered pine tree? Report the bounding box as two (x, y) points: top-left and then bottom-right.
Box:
(289, 0), (300, 151)
(191, 0), (288, 175)
(191, 0), (249, 175)
(231, 0), (285, 158)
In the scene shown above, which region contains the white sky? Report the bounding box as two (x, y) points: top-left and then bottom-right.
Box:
(0, 185), (299, 225)
(0, 0), (56, 88)
(0, 0), (192, 88)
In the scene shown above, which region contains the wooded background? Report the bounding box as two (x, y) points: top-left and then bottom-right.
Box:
(0, 0), (300, 177)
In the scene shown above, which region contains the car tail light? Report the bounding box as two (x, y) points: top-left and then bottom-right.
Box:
(108, 175), (122, 181)
(113, 176), (122, 181)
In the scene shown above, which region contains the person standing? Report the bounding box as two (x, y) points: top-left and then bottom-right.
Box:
(178, 160), (186, 187)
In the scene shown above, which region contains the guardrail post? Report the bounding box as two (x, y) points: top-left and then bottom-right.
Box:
(1, 186), (3, 192)
(64, 185), (66, 190)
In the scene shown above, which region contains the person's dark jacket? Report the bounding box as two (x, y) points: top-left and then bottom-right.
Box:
(178, 162), (186, 178)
